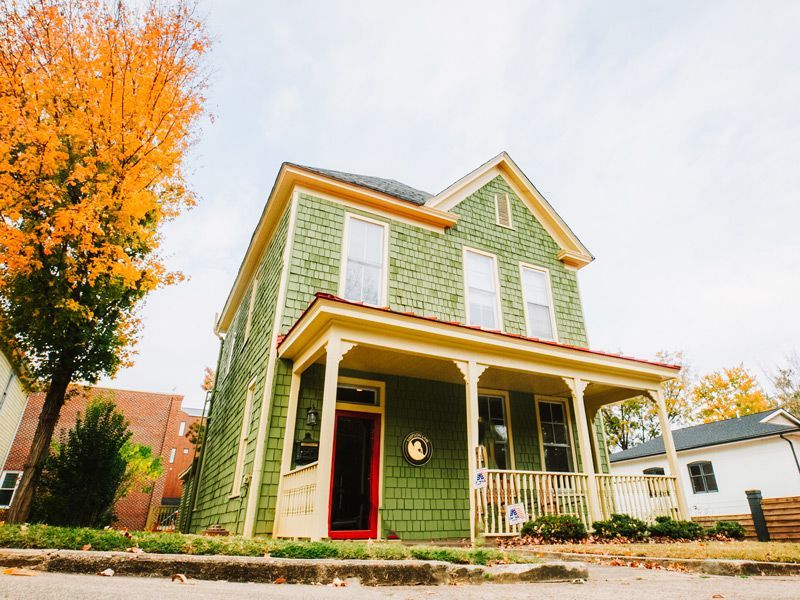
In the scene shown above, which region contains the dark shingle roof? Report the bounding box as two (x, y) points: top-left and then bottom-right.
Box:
(610, 410), (800, 463)
(288, 163), (433, 206)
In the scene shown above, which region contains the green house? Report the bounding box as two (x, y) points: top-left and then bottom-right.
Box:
(181, 152), (688, 542)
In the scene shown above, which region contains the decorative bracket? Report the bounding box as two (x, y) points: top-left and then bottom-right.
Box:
(453, 360), (488, 383)
(562, 377), (589, 397)
(339, 341), (356, 363)
(643, 389), (659, 403)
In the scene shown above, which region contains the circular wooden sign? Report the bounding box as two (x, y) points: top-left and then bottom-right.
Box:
(402, 432), (432, 466)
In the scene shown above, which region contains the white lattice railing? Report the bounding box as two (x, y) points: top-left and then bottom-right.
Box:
(476, 469), (592, 536)
(275, 461), (318, 537)
(596, 473), (680, 523)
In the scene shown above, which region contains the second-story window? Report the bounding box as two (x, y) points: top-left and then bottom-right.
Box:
(464, 249), (500, 330)
(520, 264), (556, 340)
(342, 215), (386, 306)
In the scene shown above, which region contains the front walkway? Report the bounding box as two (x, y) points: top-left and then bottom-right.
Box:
(3, 565), (798, 600)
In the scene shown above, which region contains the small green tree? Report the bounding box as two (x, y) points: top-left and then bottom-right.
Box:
(31, 398), (133, 527)
(115, 443), (162, 506)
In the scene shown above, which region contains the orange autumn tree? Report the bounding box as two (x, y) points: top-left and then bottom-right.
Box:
(692, 365), (773, 423)
(0, 0), (208, 523)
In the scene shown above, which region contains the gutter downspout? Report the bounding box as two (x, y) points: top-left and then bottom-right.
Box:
(780, 433), (800, 477)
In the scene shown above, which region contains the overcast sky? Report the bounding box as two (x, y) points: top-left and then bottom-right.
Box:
(99, 1), (800, 409)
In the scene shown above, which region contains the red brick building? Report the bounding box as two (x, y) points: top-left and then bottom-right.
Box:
(1, 386), (199, 530)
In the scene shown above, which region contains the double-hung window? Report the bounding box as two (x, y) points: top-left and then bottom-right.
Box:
(538, 399), (574, 472)
(0, 471), (21, 508)
(688, 461), (718, 493)
(342, 215), (386, 306)
(231, 379), (257, 497)
(464, 249), (500, 330)
(478, 394), (510, 469)
(520, 265), (556, 340)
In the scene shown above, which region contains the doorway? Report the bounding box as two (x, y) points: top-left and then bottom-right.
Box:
(329, 410), (381, 539)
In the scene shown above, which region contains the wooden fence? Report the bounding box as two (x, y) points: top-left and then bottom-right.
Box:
(761, 496), (800, 541)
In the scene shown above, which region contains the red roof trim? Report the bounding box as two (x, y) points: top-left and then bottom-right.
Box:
(278, 293), (681, 371)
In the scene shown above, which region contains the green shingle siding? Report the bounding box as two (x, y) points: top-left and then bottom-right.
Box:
(188, 205), (291, 534)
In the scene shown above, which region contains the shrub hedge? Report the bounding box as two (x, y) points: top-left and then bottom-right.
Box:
(706, 520), (747, 540)
(520, 515), (588, 543)
(592, 513), (649, 541)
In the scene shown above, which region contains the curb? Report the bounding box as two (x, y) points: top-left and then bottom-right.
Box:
(0, 549), (588, 586)
(529, 550), (800, 577)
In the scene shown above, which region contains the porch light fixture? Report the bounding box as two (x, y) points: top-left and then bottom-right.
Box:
(306, 406), (319, 428)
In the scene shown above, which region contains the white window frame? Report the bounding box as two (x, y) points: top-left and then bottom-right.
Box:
(243, 277), (258, 343)
(519, 262), (558, 342)
(477, 389), (516, 470)
(231, 377), (257, 498)
(535, 396), (578, 473)
(0, 470), (22, 508)
(494, 193), (513, 229)
(339, 213), (389, 307)
(463, 246), (503, 331)
(168, 448), (177, 464)
(178, 421), (186, 436)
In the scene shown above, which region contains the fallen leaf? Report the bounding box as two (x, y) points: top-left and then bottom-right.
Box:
(19, 525), (28, 533)
(126, 547), (144, 554)
(98, 568), (115, 577)
(81, 544), (92, 551)
(171, 574), (188, 583)
(273, 576), (286, 584)
(3, 567), (37, 577)
(712, 595), (725, 599)
(329, 577), (346, 587)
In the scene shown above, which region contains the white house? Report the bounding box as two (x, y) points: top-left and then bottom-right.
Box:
(0, 349), (27, 509)
(610, 409), (800, 516)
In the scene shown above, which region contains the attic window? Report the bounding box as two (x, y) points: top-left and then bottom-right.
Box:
(495, 193), (513, 228)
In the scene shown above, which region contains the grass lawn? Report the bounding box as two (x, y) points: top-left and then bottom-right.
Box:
(532, 541), (800, 564)
(0, 524), (523, 565)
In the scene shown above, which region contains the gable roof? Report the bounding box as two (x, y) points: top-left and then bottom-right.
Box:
(288, 164), (433, 206)
(610, 409), (800, 463)
(426, 152), (594, 269)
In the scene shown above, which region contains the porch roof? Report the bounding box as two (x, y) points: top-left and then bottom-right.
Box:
(278, 294), (679, 388)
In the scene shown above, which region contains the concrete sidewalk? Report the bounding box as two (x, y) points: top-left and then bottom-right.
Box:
(2, 564), (799, 600)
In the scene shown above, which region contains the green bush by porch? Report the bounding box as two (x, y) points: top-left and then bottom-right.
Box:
(0, 524), (522, 565)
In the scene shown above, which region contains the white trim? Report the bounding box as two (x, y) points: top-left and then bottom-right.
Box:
(463, 246), (504, 332)
(760, 409), (800, 427)
(0, 470), (22, 509)
(518, 262), (559, 342)
(339, 213), (389, 307)
(178, 421), (186, 436)
(535, 395), (578, 472)
(230, 377), (257, 499)
(477, 388), (516, 470)
(169, 448), (177, 464)
(494, 193), (513, 229)
(336, 376), (386, 538)
(243, 189), (301, 536)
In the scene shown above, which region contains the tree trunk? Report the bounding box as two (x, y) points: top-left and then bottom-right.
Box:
(6, 367), (73, 524)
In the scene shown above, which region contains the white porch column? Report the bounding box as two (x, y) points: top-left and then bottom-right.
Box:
(456, 360), (487, 546)
(309, 337), (345, 540)
(648, 387), (690, 519)
(564, 377), (602, 523)
(271, 367), (303, 537)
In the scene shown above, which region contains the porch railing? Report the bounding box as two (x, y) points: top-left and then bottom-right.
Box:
(275, 461), (318, 537)
(596, 473), (680, 523)
(476, 469), (592, 536)
(146, 504), (179, 531)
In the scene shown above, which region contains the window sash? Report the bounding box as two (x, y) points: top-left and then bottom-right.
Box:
(465, 250), (499, 329)
(343, 217), (385, 306)
(688, 462), (718, 493)
(0, 472), (21, 507)
(521, 266), (555, 340)
(478, 395), (509, 469)
(538, 401), (573, 472)
(231, 382), (256, 496)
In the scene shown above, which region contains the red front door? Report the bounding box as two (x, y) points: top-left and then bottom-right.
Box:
(328, 410), (380, 539)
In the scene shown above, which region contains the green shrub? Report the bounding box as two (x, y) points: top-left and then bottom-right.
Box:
(592, 513), (649, 541)
(707, 520), (746, 540)
(409, 546), (471, 564)
(520, 515), (588, 543)
(648, 516), (704, 540)
(368, 543), (410, 560)
(135, 533), (188, 554)
(269, 541), (339, 559)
